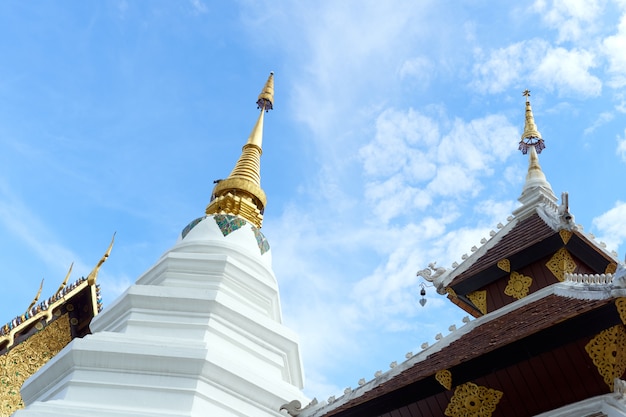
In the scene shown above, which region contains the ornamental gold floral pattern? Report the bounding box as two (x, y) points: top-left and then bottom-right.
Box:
(504, 271), (533, 300)
(559, 229), (572, 244)
(606, 263), (618, 274)
(0, 315), (71, 416)
(496, 259), (510, 272)
(435, 369), (452, 390)
(446, 287), (457, 298)
(546, 248), (576, 282)
(585, 324), (626, 391)
(467, 290), (487, 315)
(444, 382), (503, 417)
(617, 298), (626, 325)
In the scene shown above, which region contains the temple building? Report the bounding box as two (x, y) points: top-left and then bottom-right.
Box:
(0, 245), (109, 417)
(297, 92), (626, 417)
(2, 77), (626, 417)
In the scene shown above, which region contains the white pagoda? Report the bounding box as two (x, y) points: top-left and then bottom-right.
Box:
(14, 73), (308, 417)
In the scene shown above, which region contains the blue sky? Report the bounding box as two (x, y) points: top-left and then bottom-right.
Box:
(1, 0), (626, 401)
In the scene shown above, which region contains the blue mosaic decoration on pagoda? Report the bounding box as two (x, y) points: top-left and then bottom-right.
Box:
(214, 214), (247, 237)
(181, 217), (205, 239)
(251, 225), (270, 255)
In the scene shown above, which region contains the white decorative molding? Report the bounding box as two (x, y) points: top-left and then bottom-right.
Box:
(564, 273), (614, 285)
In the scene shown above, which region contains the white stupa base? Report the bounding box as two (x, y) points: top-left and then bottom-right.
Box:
(15, 216), (307, 417)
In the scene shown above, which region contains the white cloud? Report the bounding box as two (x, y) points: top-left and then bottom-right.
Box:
(617, 93), (626, 113)
(0, 180), (79, 273)
(471, 41), (537, 94)
(190, 0), (208, 14)
(399, 56), (434, 87)
(533, 47), (602, 96)
(360, 108), (438, 179)
(593, 201), (626, 251)
(584, 111), (614, 134)
(364, 176), (431, 223)
(472, 40), (601, 97)
(531, 0), (607, 43)
(602, 13), (626, 87)
(618, 129), (626, 162)
(360, 109), (518, 223)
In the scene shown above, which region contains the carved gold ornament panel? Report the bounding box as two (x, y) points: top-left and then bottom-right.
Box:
(444, 382), (503, 417)
(467, 291), (487, 315)
(585, 324), (626, 391)
(546, 248), (576, 282)
(606, 263), (618, 274)
(617, 298), (626, 325)
(435, 369), (452, 390)
(496, 259), (510, 272)
(0, 315), (71, 416)
(559, 229), (572, 244)
(504, 271), (533, 300)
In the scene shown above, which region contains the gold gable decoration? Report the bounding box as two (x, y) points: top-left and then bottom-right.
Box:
(504, 271), (533, 300)
(616, 298), (626, 326)
(0, 315), (72, 416)
(559, 229), (572, 244)
(467, 290), (487, 315)
(585, 324), (626, 391)
(446, 287), (457, 298)
(546, 248), (576, 282)
(606, 263), (618, 275)
(496, 259), (510, 272)
(444, 382), (503, 417)
(435, 369), (452, 390)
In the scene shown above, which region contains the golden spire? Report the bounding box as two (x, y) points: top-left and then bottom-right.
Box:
(514, 91), (556, 219)
(205, 72), (274, 228)
(518, 90), (545, 154)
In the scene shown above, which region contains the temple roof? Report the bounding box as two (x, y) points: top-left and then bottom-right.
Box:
(301, 267), (626, 417)
(424, 94), (618, 311)
(0, 238), (112, 416)
(295, 93), (626, 417)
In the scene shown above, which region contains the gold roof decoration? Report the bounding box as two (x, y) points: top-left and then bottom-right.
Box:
(0, 236), (113, 352)
(206, 72), (274, 228)
(518, 90), (545, 154)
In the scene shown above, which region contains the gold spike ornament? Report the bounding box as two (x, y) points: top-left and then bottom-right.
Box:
(206, 73), (274, 228)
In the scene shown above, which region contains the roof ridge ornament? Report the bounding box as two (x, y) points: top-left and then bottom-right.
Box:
(86, 233), (115, 285)
(519, 90), (545, 155)
(206, 72), (274, 228)
(26, 279), (45, 313)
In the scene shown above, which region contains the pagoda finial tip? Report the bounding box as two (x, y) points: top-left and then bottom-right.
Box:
(519, 89), (544, 155)
(257, 72), (274, 112)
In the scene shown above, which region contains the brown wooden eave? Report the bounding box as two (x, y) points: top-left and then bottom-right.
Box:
(323, 292), (620, 417)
